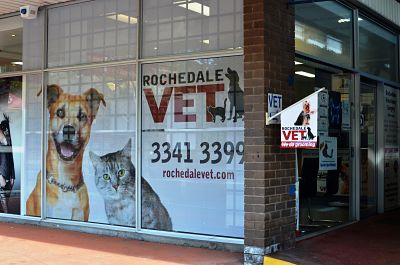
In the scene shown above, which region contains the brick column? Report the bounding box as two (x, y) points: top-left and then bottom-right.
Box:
(243, 0), (296, 264)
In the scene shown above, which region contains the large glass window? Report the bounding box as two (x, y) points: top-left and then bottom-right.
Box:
(24, 74), (43, 217)
(295, 1), (353, 67)
(0, 77), (22, 214)
(24, 65), (137, 224)
(384, 85), (399, 210)
(295, 59), (353, 235)
(19, 0), (245, 239)
(142, 0), (243, 57)
(359, 17), (398, 82)
(47, 0), (138, 68)
(0, 16), (23, 73)
(23, 9), (45, 71)
(141, 56), (244, 237)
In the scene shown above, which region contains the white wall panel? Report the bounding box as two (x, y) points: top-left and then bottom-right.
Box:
(357, 0), (400, 26)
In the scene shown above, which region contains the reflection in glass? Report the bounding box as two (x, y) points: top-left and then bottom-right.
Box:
(359, 17), (398, 81)
(360, 81), (377, 217)
(0, 17), (23, 73)
(295, 2), (353, 67)
(24, 74), (43, 217)
(0, 77), (22, 214)
(47, 0), (138, 67)
(143, 0), (243, 57)
(295, 59), (352, 236)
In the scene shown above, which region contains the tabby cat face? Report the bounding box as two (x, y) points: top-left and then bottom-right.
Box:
(89, 139), (135, 199)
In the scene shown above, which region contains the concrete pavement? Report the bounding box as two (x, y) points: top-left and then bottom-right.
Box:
(270, 209), (400, 265)
(0, 222), (242, 265)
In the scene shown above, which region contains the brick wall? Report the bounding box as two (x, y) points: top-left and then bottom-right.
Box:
(243, 0), (296, 264)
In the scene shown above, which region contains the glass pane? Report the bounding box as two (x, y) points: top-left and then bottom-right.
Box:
(295, 2), (353, 67)
(383, 85), (399, 210)
(23, 10), (45, 70)
(142, 0), (243, 57)
(294, 59), (352, 236)
(359, 17), (398, 82)
(360, 81), (377, 217)
(48, 0), (138, 68)
(0, 77), (23, 214)
(141, 56), (244, 237)
(28, 65), (137, 225)
(24, 74), (43, 217)
(0, 16), (23, 73)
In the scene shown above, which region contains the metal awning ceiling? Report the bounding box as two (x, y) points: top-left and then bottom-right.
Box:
(0, 0), (72, 16)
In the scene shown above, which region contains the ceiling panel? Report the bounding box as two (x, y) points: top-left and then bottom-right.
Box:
(0, 0), (73, 16)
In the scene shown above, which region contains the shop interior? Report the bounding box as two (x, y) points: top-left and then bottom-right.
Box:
(295, 58), (352, 236)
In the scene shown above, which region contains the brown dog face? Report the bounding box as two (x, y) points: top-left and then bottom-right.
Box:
(303, 100), (310, 114)
(47, 84), (106, 162)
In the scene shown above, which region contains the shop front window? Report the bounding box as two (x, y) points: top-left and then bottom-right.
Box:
(142, 0), (243, 57)
(141, 56), (244, 237)
(0, 16), (23, 73)
(295, 1), (353, 67)
(0, 77), (22, 214)
(24, 74), (43, 217)
(295, 59), (353, 235)
(384, 85), (400, 210)
(359, 17), (398, 82)
(24, 65), (137, 223)
(47, 0), (138, 68)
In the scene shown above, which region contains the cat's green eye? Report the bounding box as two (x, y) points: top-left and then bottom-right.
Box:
(118, 169), (125, 177)
(103, 174), (110, 181)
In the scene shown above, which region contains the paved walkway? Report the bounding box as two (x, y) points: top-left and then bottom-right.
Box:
(271, 209), (400, 265)
(0, 222), (242, 265)
(1, 210), (399, 265)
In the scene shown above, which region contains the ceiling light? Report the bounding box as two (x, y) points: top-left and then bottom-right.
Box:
(294, 61), (303, 65)
(11, 61), (23, 65)
(202, 39), (210, 44)
(338, 18), (351, 23)
(11, 34), (16, 37)
(295, 71), (315, 78)
(175, 1), (210, 16)
(107, 13), (137, 24)
(338, 17), (363, 23)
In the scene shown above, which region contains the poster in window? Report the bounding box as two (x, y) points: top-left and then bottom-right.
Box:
(141, 57), (244, 237)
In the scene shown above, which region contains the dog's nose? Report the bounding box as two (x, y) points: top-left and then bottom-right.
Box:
(63, 125), (76, 141)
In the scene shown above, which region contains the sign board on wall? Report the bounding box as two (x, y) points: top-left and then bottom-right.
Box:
(267, 93), (282, 124)
(281, 90), (319, 148)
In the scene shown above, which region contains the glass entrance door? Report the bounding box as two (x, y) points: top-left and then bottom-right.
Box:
(360, 81), (377, 217)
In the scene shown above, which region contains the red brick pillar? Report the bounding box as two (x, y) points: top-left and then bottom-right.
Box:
(243, 0), (296, 263)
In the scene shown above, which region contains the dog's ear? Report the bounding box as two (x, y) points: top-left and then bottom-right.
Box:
(84, 88), (106, 118)
(121, 139), (132, 158)
(47, 84), (63, 108)
(89, 151), (101, 164)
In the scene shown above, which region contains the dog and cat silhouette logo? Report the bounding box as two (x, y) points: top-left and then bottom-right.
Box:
(207, 67), (244, 123)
